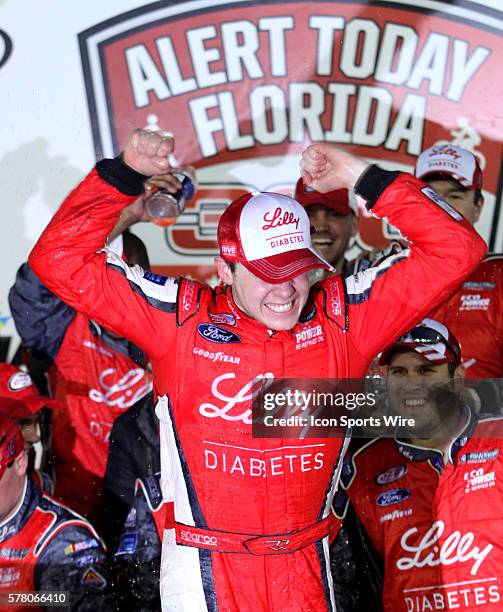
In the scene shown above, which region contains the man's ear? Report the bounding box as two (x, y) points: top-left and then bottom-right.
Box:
(13, 451), (28, 477)
(215, 257), (234, 286)
(474, 193), (484, 224)
(454, 363), (466, 380)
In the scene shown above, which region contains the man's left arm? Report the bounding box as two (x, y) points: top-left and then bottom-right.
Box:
(35, 525), (113, 611)
(344, 165), (486, 361)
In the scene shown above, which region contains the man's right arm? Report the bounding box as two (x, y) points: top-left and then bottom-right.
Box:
(9, 263), (75, 360)
(29, 131), (180, 359)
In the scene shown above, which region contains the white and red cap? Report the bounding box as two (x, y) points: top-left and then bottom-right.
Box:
(415, 144), (482, 190)
(379, 318), (462, 367)
(218, 192), (333, 283)
(0, 364), (60, 419)
(294, 179), (352, 216)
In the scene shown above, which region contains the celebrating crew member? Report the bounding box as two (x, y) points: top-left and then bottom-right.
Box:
(294, 178), (360, 278)
(27, 128), (484, 610)
(9, 233), (152, 526)
(0, 413), (112, 610)
(0, 363), (59, 493)
(415, 144), (503, 378)
(338, 319), (503, 611)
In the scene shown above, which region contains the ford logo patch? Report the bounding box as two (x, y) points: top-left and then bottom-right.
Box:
(376, 465), (407, 486)
(197, 324), (241, 344)
(376, 488), (411, 507)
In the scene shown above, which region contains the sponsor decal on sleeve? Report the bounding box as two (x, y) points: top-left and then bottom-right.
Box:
(420, 187), (464, 221)
(80, 567), (107, 589)
(115, 532), (138, 556)
(143, 271), (168, 286)
(64, 539), (99, 556)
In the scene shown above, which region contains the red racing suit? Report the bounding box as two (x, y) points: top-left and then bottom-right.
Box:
(28, 157), (485, 611)
(0, 477), (112, 611)
(430, 255), (503, 378)
(340, 411), (503, 611)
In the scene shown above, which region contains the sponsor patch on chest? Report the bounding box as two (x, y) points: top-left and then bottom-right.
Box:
(197, 323), (241, 343)
(459, 293), (490, 311)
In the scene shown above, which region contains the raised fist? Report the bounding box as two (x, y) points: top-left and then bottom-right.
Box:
(122, 128), (175, 176)
(300, 144), (368, 193)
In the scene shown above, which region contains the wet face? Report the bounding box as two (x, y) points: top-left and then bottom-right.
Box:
(306, 205), (357, 267)
(387, 351), (463, 435)
(425, 178), (483, 226)
(216, 260), (310, 331)
(0, 452), (27, 522)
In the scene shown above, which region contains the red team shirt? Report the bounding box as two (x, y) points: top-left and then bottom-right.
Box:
(342, 413), (503, 611)
(49, 312), (152, 521)
(430, 255), (503, 378)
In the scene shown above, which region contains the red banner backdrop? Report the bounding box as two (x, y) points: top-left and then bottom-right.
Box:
(79, 0), (503, 282)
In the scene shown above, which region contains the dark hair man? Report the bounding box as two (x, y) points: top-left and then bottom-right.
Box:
(339, 319), (503, 611)
(294, 179), (358, 278)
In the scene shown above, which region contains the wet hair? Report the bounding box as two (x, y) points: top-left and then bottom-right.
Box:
(123, 231), (150, 270)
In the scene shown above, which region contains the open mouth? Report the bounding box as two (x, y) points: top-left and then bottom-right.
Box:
(403, 398), (427, 407)
(265, 300), (294, 314)
(312, 237), (334, 247)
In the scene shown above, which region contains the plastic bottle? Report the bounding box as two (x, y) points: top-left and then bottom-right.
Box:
(145, 169), (196, 227)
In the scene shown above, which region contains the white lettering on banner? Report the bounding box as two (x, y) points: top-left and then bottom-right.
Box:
(190, 86), (426, 157)
(199, 372), (274, 424)
(397, 521), (493, 576)
(124, 17), (489, 158)
(88, 368), (152, 409)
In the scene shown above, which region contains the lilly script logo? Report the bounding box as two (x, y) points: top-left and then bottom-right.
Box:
(397, 521), (493, 576)
(89, 368), (152, 409)
(262, 207), (300, 231)
(199, 372), (274, 424)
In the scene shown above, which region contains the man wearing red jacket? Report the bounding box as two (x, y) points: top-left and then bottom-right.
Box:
(27, 129), (484, 611)
(415, 144), (503, 379)
(0, 413), (112, 610)
(339, 318), (503, 611)
(9, 233), (152, 525)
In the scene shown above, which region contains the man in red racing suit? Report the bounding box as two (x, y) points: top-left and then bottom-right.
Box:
(28, 131), (485, 611)
(338, 319), (503, 611)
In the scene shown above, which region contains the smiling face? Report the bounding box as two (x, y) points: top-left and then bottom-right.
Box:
(306, 205), (357, 269)
(216, 259), (310, 331)
(387, 351), (463, 436)
(425, 177), (483, 226)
